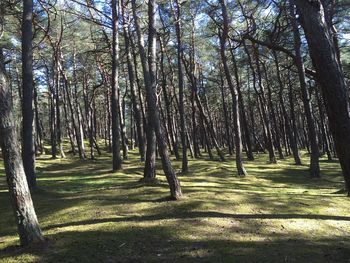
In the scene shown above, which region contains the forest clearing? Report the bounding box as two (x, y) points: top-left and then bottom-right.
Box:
(1, 0), (350, 262)
(1, 150), (350, 262)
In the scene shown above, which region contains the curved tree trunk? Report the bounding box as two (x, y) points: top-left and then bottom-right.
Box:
(273, 51), (301, 165)
(219, 0), (247, 176)
(121, 4), (145, 161)
(132, 0), (182, 199)
(294, 0), (350, 193)
(0, 47), (44, 246)
(290, 1), (320, 178)
(230, 49), (254, 161)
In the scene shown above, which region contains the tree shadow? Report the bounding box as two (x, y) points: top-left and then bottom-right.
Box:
(1, 225), (350, 263)
(41, 210), (350, 232)
(1, 151), (349, 262)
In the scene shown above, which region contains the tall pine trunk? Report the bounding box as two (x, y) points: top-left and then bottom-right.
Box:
(0, 47), (44, 246)
(219, 0), (247, 176)
(111, 0), (122, 171)
(21, 0), (36, 188)
(132, 0), (182, 199)
(173, 0), (188, 173)
(294, 0), (350, 192)
(290, 1), (320, 178)
(121, 3), (145, 161)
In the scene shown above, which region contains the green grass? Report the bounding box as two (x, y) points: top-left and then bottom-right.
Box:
(1, 149), (350, 262)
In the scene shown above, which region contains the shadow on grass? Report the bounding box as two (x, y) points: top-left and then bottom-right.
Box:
(1, 150), (349, 262)
(1, 226), (350, 263)
(42, 211), (350, 231)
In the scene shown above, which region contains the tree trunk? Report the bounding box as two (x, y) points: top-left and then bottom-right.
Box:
(71, 49), (86, 159)
(262, 61), (284, 160)
(294, 0), (350, 192)
(21, 0), (36, 188)
(61, 83), (76, 155)
(273, 51), (301, 165)
(315, 85), (332, 161)
(230, 49), (254, 160)
(121, 5), (145, 161)
(132, 0), (182, 199)
(219, 0), (246, 176)
(54, 51), (65, 159)
(219, 73), (233, 155)
(111, 0), (122, 171)
(119, 89), (129, 160)
(0, 47), (44, 246)
(173, 0), (188, 173)
(158, 37), (180, 160)
(290, 1), (320, 178)
(245, 41), (276, 163)
(33, 86), (44, 155)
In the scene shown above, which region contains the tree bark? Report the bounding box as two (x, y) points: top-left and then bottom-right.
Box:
(273, 51), (301, 165)
(230, 49), (254, 160)
(21, 0), (36, 188)
(219, 73), (233, 155)
(121, 3), (145, 161)
(294, 0), (350, 192)
(219, 0), (246, 176)
(132, 0), (182, 199)
(245, 41), (276, 163)
(159, 37), (180, 160)
(262, 61), (284, 160)
(0, 47), (44, 246)
(111, 0), (122, 171)
(173, 0), (188, 173)
(290, 1), (320, 178)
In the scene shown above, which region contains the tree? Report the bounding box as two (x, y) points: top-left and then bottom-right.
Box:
(289, 1), (320, 178)
(294, 0), (350, 193)
(111, 0), (122, 171)
(22, 0), (36, 188)
(173, 0), (189, 173)
(219, 0), (247, 176)
(131, 0), (182, 199)
(0, 47), (44, 246)
(121, 1), (145, 162)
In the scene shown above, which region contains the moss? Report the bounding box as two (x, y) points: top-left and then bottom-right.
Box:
(0, 150), (350, 262)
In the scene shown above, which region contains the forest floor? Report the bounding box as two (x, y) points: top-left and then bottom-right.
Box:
(0, 148), (350, 262)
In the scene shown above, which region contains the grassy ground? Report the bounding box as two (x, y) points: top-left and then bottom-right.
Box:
(0, 149), (350, 262)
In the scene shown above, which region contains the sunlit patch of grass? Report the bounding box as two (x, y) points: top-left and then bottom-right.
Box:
(1, 148), (350, 262)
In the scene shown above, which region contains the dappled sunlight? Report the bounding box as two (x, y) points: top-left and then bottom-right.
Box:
(1, 150), (350, 262)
